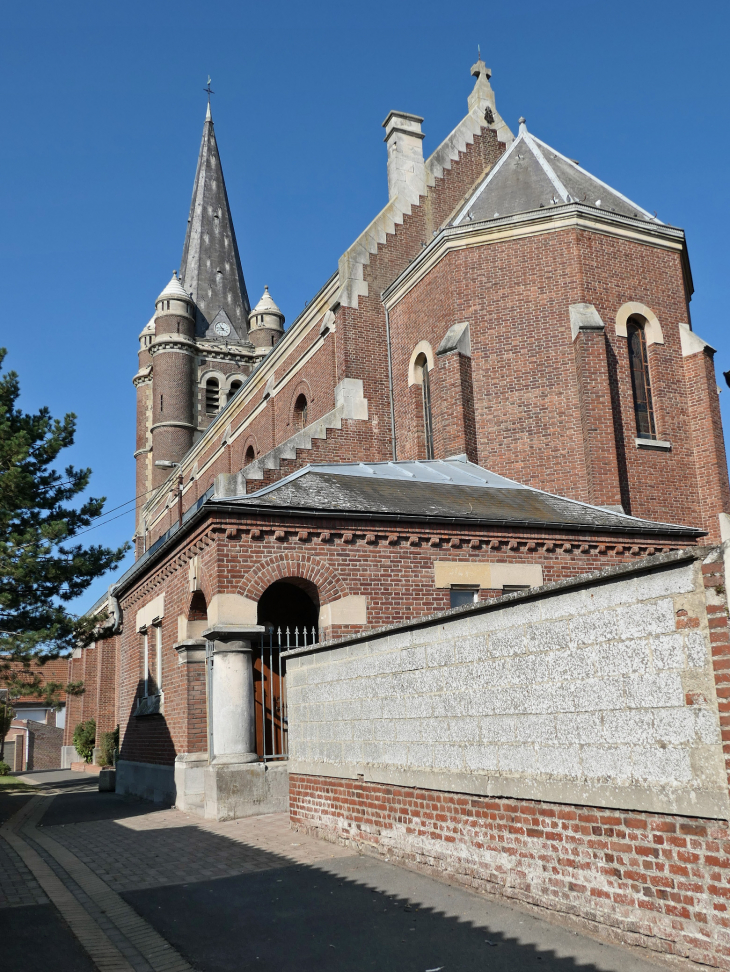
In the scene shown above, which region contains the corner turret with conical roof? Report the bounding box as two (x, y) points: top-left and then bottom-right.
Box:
(248, 286), (285, 351)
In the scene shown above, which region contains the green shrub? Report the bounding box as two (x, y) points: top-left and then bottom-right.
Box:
(0, 761), (10, 776)
(98, 726), (119, 767)
(73, 719), (96, 763)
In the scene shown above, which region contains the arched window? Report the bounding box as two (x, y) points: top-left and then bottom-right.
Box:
(205, 378), (220, 414)
(244, 445), (256, 465)
(627, 317), (656, 439)
(229, 380), (242, 400)
(415, 353), (434, 459)
(294, 393), (308, 429)
(188, 590), (208, 621)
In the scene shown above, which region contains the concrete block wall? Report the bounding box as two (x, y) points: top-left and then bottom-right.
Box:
(287, 548), (730, 968)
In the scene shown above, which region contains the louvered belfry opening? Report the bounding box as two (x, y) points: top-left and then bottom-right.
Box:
(205, 378), (220, 414)
(627, 317), (656, 439)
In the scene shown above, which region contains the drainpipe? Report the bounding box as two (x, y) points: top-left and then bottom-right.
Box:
(383, 300), (397, 460)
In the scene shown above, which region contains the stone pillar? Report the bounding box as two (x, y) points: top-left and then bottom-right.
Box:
(203, 624), (260, 765)
(202, 623), (289, 821)
(382, 110), (426, 205)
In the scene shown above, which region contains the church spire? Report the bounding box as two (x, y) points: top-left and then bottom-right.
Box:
(179, 101), (251, 342)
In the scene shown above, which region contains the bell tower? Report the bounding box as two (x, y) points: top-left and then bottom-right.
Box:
(133, 98), (282, 555)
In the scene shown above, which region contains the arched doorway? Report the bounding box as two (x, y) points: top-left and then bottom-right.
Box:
(257, 580), (319, 642)
(254, 580), (319, 760)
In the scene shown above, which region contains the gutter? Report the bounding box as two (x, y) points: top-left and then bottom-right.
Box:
(211, 499), (705, 538)
(104, 487), (214, 605)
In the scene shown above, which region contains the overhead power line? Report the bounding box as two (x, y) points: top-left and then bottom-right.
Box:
(8, 484), (163, 553)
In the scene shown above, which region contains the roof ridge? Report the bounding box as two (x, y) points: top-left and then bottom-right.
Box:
(523, 131), (570, 203)
(529, 133), (660, 223)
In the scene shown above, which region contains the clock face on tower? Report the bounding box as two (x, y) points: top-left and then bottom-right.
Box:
(213, 321), (231, 337)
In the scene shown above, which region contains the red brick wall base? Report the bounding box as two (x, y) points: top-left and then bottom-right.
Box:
(290, 773), (730, 969)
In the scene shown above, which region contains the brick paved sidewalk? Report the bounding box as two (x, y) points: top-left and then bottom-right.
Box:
(2, 782), (683, 972)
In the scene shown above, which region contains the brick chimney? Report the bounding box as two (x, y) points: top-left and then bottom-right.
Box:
(382, 111), (426, 205)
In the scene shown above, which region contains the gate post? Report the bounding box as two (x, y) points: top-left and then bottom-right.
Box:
(202, 623), (262, 765)
(201, 622), (287, 820)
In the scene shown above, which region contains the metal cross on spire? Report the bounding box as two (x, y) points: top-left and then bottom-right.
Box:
(204, 76), (214, 104)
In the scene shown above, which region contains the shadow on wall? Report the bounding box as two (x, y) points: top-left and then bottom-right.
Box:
(35, 792), (637, 972)
(605, 340), (631, 514)
(118, 680), (177, 803)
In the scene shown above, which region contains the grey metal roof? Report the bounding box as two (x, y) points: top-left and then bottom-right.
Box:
(453, 123), (659, 226)
(214, 457), (702, 536)
(180, 105), (251, 343)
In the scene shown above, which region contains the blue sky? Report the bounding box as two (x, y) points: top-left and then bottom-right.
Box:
(1, 0), (728, 612)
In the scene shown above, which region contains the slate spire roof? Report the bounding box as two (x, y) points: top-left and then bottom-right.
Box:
(453, 118), (659, 226)
(180, 103), (251, 342)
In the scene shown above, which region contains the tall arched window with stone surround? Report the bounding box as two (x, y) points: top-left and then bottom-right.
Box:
(627, 317), (656, 439)
(415, 353), (434, 459)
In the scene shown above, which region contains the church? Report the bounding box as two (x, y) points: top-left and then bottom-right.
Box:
(61, 58), (730, 962)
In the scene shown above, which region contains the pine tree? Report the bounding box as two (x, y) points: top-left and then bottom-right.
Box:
(0, 348), (130, 679)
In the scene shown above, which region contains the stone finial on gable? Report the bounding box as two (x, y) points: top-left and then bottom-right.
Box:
(468, 56), (495, 115)
(466, 56), (512, 146)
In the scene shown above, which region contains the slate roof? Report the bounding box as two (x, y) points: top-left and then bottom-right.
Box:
(214, 457), (703, 537)
(453, 121), (659, 226)
(180, 104), (251, 343)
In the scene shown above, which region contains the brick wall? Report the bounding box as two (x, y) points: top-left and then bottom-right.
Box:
(388, 228), (722, 537)
(8, 720), (63, 770)
(290, 776), (730, 969)
(62, 635), (120, 754)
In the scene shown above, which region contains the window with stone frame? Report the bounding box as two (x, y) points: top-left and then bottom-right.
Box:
(627, 317), (656, 439)
(293, 393), (308, 429)
(140, 624), (163, 698)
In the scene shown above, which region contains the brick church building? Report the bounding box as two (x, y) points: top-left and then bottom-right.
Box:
(64, 59), (730, 952)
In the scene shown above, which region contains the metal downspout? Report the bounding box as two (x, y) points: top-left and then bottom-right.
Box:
(383, 301), (397, 460)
